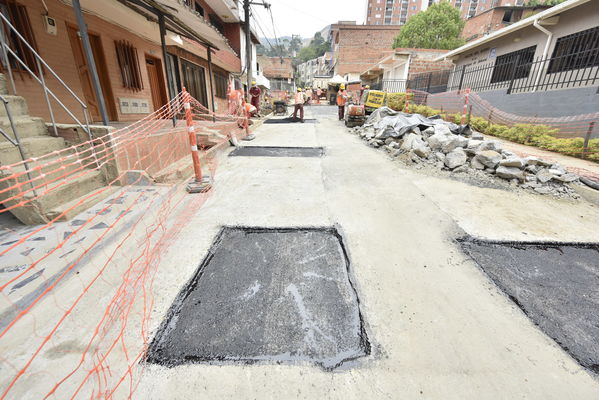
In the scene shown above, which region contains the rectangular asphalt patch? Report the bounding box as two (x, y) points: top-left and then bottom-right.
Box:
(229, 146), (324, 158)
(460, 239), (599, 373)
(147, 227), (370, 370)
(263, 118), (318, 124)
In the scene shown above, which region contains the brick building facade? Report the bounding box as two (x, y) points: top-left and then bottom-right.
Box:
(328, 23), (402, 82)
(0, 0), (247, 124)
(461, 5), (551, 41)
(258, 56), (295, 91)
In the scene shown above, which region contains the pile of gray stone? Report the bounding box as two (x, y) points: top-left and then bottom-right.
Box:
(348, 117), (580, 197)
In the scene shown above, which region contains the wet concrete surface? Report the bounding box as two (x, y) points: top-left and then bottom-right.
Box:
(229, 146), (324, 158)
(460, 239), (599, 373)
(147, 227), (369, 370)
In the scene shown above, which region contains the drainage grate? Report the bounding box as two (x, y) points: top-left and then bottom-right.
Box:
(263, 118), (318, 124)
(460, 239), (599, 373)
(147, 227), (370, 370)
(229, 146), (324, 157)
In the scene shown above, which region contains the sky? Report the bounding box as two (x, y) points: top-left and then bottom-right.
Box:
(251, 0), (366, 40)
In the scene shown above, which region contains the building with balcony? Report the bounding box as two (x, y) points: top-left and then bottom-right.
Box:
(296, 52), (333, 88)
(0, 0), (258, 122)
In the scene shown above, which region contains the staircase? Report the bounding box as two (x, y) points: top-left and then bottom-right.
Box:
(0, 75), (115, 225)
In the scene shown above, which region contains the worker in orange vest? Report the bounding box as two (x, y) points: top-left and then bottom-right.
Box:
(337, 84), (348, 120)
(292, 88), (306, 123)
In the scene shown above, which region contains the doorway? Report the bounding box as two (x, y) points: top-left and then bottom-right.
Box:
(145, 55), (168, 112)
(66, 25), (117, 122)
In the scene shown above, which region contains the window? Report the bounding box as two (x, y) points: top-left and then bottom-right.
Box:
(115, 40), (143, 91)
(548, 26), (599, 74)
(213, 71), (228, 98)
(468, 0), (478, 18)
(0, 0), (39, 74)
(490, 45), (536, 83)
(209, 14), (224, 34)
(194, 1), (204, 17)
(502, 10), (513, 23)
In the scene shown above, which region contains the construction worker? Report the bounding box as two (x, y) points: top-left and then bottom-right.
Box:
(316, 87), (322, 104)
(249, 80), (261, 116)
(305, 87), (313, 105)
(292, 88), (305, 123)
(361, 85), (370, 105)
(337, 84), (348, 120)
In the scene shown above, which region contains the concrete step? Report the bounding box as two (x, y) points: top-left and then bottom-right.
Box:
(24, 169), (106, 212)
(45, 185), (121, 222)
(0, 116), (48, 141)
(3, 150), (98, 188)
(0, 136), (66, 165)
(0, 95), (29, 117)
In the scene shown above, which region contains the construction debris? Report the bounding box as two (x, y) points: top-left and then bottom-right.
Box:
(348, 107), (584, 198)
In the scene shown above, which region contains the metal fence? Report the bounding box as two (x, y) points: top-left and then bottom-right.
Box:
(370, 79), (407, 93)
(407, 46), (599, 95)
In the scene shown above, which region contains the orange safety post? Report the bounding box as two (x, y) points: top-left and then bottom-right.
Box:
(182, 87), (211, 193)
(461, 88), (471, 125)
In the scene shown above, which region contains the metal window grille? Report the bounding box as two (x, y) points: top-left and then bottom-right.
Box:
(0, 0), (40, 75)
(214, 72), (228, 99)
(548, 26), (599, 74)
(115, 40), (143, 91)
(490, 45), (536, 83)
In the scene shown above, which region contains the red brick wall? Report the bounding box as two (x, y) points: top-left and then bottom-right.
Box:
(8, 0), (168, 123)
(462, 9), (506, 41)
(258, 56), (294, 79)
(333, 26), (401, 76)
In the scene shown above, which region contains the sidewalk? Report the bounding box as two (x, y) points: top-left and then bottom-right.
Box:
(484, 134), (599, 179)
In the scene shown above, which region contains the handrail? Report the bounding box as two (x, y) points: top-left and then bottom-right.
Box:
(0, 94), (36, 195)
(0, 9), (96, 165)
(0, 12), (87, 107)
(0, 11), (92, 138)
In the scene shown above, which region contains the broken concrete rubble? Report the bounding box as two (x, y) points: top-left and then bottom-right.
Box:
(348, 109), (585, 198)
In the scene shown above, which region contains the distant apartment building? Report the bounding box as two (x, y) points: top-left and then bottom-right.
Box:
(296, 52), (334, 87)
(365, 0), (525, 25)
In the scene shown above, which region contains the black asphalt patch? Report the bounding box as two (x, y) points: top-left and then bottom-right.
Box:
(229, 146), (324, 157)
(264, 118), (318, 124)
(146, 227), (370, 370)
(460, 239), (599, 373)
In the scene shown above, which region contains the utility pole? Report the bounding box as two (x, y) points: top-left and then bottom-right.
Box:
(72, 0), (109, 125)
(244, 0), (270, 101)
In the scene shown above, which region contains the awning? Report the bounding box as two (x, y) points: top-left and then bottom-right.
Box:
(256, 74), (271, 90)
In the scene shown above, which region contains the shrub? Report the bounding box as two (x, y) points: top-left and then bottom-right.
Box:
(386, 93), (408, 111)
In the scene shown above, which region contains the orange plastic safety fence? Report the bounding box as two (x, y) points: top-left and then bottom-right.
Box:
(0, 89), (240, 398)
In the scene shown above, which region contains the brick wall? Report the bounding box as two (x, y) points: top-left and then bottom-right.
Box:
(7, 0), (170, 123)
(405, 50), (453, 79)
(333, 25), (401, 77)
(258, 56), (294, 79)
(7, 0), (240, 125)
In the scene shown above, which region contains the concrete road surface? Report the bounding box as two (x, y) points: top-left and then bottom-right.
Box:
(134, 105), (599, 399)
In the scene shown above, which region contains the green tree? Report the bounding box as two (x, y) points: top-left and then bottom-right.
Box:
(296, 32), (330, 63)
(392, 1), (465, 50)
(526, 0), (565, 5)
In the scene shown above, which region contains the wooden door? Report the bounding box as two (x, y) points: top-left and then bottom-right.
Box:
(145, 56), (168, 112)
(66, 25), (116, 122)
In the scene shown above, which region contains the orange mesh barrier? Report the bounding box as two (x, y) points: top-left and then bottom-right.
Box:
(0, 89), (249, 398)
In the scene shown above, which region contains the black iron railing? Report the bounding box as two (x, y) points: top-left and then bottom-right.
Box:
(407, 46), (599, 94)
